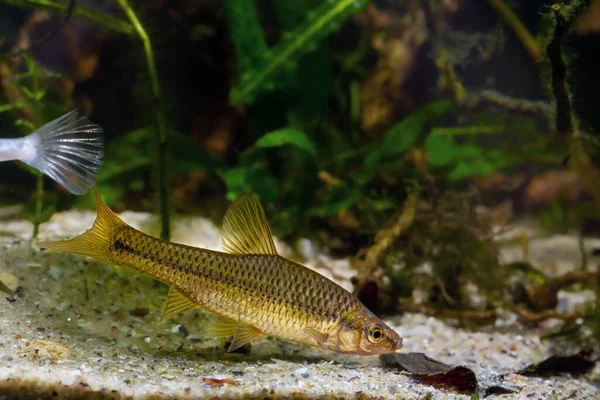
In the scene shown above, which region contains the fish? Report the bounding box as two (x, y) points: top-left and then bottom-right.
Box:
(36, 188), (402, 355)
(0, 110), (103, 195)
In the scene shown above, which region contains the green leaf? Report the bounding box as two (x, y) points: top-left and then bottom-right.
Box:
(220, 163), (278, 203)
(425, 135), (509, 181)
(307, 189), (360, 217)
(448, 159), (498, 181)
(230, 0), (370, 104)
(14, 119), (35, 131)
(223, 0), (269, 76)
(254, 128), (316, 156)
(365, 100), (453, 167)
(0, 103), (25, 114)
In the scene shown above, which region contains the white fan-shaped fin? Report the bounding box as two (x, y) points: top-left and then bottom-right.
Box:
(22, 109), (104, 195)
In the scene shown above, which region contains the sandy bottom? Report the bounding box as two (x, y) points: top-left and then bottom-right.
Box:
(0, 210), (597, 399)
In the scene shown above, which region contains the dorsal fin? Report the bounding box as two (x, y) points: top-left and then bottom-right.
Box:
(221, 194), (278, 255)
(161, 287), (198, 322)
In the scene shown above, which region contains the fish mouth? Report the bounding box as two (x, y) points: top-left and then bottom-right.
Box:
(392, 335), (403, 351)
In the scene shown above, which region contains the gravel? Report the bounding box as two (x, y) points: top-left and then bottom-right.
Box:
(0, 210), (597, 399)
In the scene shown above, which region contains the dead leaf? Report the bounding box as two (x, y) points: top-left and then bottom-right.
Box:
(516, 349), (596, 377)
(381, 352), (519, 397)
(202, 377), (240, 388)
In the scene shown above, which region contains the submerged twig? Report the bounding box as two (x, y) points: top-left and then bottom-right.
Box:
(546, 4), (600, 204)
(484, 0), (541, 62)
(460, 90), (552, 121)
(353, 191), (418, 272)
(524, 271), (599, 312)
(513, 308), (582, 323)
(116, 0), (170, 240)
(546, 4), (573, 137)
(2, 0), (133, 35)
(0, 0), (76, 59)
(399, 302), (497, 323)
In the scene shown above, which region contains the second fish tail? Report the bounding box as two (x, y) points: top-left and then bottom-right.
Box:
(37, 187), (122, 262)
(22, 110), (104, 195)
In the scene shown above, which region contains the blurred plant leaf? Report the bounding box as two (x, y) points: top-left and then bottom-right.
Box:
(307, 188), (360, 217)
(223, 0), (269, 77)
(273, 0), (333, 126)
(99, 127), (221, 182)
(230, 0), (370, 104)
(425, 135), (508, 181)
(220, 163), (278, 203)
(365, 100), (454, 167)
(0, 103), (26, 114)
(254, 128), (316, 156)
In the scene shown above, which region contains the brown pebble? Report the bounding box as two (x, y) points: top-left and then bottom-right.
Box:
(130, 308), (150, 318)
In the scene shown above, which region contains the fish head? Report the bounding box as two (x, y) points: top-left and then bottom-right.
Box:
(335, 311), (403, 355)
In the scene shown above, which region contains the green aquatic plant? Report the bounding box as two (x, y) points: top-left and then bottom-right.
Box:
(0, 54), (64, 237)
(116, 0), (170, 241)
(227, 0), (370, 105)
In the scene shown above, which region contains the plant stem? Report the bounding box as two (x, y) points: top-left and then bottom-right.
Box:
(2, 0), (134, 35)
(33, 170), (43, 238)
(484, 0), (541, 62)
(31, 58), (43, 239)
(116, 0), (170, 240)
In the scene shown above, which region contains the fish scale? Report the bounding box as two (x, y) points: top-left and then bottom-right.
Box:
(37, 188), (402, 355)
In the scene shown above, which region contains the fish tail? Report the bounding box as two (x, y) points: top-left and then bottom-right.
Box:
(36, 187), (121, 261)
(22, 110), (104, 195)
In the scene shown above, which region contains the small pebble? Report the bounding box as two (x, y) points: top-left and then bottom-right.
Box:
(301, 372), (310, 379)
(0, 271), (19, 294)
(130, 308), (150, 318)
(232, 370), (244, 376)
(36, 327), (45, 333)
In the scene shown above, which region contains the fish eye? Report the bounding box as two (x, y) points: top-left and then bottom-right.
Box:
(367, 325), (384, 343)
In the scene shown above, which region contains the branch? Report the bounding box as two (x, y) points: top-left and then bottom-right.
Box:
(484, 0), (541, 62)
(2, 0), (133, 35)
(546, 4), (573, 137)
(0, 0), (76, 59)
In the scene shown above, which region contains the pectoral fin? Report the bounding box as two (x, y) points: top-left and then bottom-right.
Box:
(204, 314), (263, 352)
(302, 327), (329, 346)
(161, 287), (198, 322)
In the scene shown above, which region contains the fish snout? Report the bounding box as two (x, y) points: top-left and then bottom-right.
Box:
(392, 334), (403, 351)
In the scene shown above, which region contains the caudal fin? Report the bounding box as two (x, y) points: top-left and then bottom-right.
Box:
(36, 187), (122, 261)
(23, 110), (104, 195)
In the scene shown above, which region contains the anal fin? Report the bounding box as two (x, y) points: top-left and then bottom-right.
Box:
(161, 287), (198, 322)
(204, 314), (263, 352)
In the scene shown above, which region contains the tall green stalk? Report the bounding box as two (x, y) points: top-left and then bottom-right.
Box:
(116, 0), (170, 240)
(31, 59), (43, 239)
